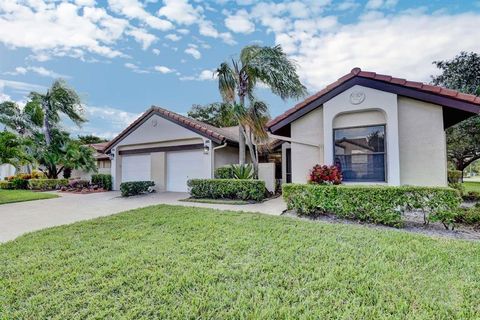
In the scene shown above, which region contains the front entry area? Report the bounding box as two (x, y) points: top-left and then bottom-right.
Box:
(166, 150), (210, 192)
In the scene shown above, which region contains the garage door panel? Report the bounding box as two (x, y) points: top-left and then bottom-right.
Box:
(122, 154), (151, 182)
(166, 150), (210, 192)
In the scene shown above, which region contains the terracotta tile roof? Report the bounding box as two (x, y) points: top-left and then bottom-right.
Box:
(103, 106), (239, 153)
(267, 67), (480, 129)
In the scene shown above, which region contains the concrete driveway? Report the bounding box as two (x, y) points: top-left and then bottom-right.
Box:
(0, 191), (286, 243)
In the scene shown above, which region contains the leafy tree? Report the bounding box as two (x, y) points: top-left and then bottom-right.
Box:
(32, 129), (97, 179)
(0, 101), (43, 136)
(77, 134), (108, 145)
(28, 80), (86, 146)
(0, 131), (32, 168)
(187, 103), (237, 127)
(215, 45), (306, 175)
(431, 52), (480, 176)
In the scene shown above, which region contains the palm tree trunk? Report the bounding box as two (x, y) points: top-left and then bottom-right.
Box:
(238, 95), (246, 165)
(244, 129), (258, 178)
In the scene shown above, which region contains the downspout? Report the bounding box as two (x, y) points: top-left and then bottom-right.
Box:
(211, 141), (228, 178)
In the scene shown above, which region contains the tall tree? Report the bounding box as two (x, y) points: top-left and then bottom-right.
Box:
(0, 101), (43, 136)
(31, 130), (97, 179)
(77, 134), (108, 145)
(187, 103), (237, 127)
(215, 45), (306, 174)
(28, 80), (86, 146)
(431, 52), (480, 176)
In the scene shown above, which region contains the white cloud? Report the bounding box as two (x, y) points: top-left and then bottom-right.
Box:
(337, 0), (359, 11)
(365, 0), (398, 10)
(152, 48), (161, 55)
(154, 65), (175, 74)
(0, 92), (11, 103)
(126, 27), (156, 49)
(75, 0), (96, 7)
(0, 1), (127, 59)
(5, 66), (68, 78)
(199, 20), (236, 45)
(108, 0), (172, 30)
(124, 62), (149, 73)
(179, 69), (216, 81)
(185, 46), (201, 59)
(165, 33), (182, 41)
(276, 12), (480, 91)
(178, 28), (190, 35)
(0, 79), (46, 93)
(157, 0), (200, 25)
(225, 9), (255, 34)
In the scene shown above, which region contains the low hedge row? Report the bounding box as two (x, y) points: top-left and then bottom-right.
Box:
(188, 179), (266, 201)
(120, 181), (155, 197)
(214, 166), (234, 179)
(28, 179), (68, 191)
(0, 181), (13, 189)
(282, 184), (461, 228)
(91, 174), (112, 191)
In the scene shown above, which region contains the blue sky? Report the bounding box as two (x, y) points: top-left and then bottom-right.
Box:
(1, 0), (479, 139)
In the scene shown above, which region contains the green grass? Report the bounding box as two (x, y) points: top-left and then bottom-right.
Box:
(0, 189), (58, 205)
(1, 205), (479, 319)
(463, 181), (480, 193)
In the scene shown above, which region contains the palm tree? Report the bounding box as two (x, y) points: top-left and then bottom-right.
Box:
(0, 101), (43, 137)
(216, 45), (307, 175)
(28, 80), (86, 146)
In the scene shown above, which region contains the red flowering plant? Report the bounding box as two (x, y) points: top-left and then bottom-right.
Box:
(308, 164), (342, 185)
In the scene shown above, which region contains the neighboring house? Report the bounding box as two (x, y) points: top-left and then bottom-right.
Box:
(0, 164), (16, 180)
(104, 106), (240, 192)
(267, 68), (480, 187)
(70, 142), (111, 180)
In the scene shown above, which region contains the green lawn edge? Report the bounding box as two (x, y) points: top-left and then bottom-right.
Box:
(0, 190), (59, 205)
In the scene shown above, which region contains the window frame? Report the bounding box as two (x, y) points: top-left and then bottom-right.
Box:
(333, 124), (387, 183)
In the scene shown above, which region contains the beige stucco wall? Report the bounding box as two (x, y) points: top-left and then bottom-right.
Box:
(290, 107), (324, 183)
(151, 152), (166, 191)
(213, 145), (238, 170)
(398, 97), (447, 186)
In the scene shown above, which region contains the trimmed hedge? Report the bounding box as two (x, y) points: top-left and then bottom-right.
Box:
(28, 179), (68, 191)
(91, 174), (112, 191)
(214, 166), (234, 179)
(283, 184), (461, 228)
(120, 181), (155, 197)
(0, 181), (13, 189)
(188, 179), (266, 201)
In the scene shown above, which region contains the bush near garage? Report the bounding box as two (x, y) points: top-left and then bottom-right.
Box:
(28, 179), (68, 191)
(282, 184), (461, 228)
(187, 179), (266, 202)
(91, 174), (112, 191)
(120, 181), (155, 197)
(214, 166), (234, 179)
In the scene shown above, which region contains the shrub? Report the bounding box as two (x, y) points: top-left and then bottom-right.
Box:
(231, 164), (254, 179)
(28, 179), (68, 191)
(282, 184), (461, 228)
(448, 182), (465, 195)
(308, 164), (342, 185)
(0, 181), (13, 189)
(68, 179), (90, 189)
(11, 178), (29, 190)
(214, 166), (234, 179)
(120, 181), (155, 197)
(463, 191), (480, 202)
(455, 206), (480, 226)
(447, 170), (462, 183)
(188, 179), (266, 201)
(31, 170), (45, 179)
(91, 174), (112, 191)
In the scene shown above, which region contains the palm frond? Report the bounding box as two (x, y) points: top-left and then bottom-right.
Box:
(246, 45), (307, 100)
(216, 62), (237, 103)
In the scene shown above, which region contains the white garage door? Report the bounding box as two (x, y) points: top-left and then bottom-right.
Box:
(122, 154), (151, 182)
(166, 150), (210, 192)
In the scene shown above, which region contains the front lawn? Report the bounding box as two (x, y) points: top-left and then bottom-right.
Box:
(463, 181), (480, 193)
(1, 205), (479, 319)
(0, 189), (58, 205)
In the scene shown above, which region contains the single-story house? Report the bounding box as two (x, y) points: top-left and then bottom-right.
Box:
(267, 68), (480, 186)
(103, 106), (240, 191)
